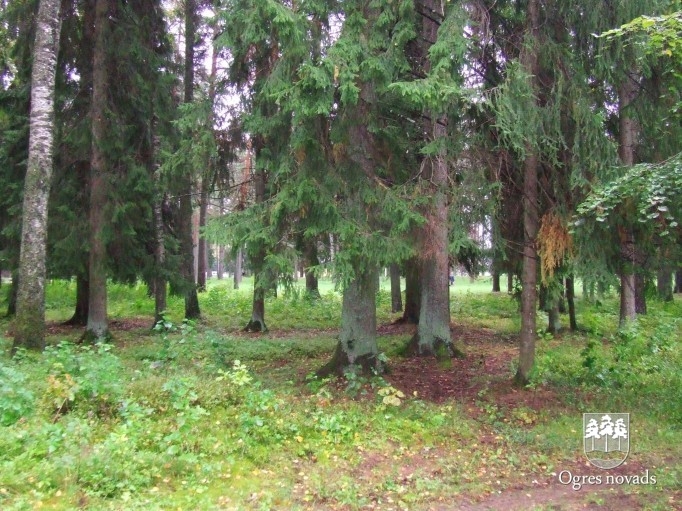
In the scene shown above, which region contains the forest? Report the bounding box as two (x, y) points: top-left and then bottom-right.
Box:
(0, 0), (681, 509)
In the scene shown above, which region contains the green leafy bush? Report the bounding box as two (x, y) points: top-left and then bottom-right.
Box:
(0, 363), (34, 426)
(41, 342), (125, 418)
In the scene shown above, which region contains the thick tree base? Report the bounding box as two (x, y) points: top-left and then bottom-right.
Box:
(305, 289), (321, 301)
(184, 291), (201, 320)
(513, 370), (530, 388)
(405, 333), (465, 360)
(316, 342), (385, 378)
(394, 313), (418, 325)
(62, 313), (87, 327)
(243, 318), (267, 333)
(80, 329), (113, 345)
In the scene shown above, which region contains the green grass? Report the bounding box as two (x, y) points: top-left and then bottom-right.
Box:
(0, 278), (680, 510)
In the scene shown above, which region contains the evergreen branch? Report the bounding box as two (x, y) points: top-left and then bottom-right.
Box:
(166, 177), (254, 200)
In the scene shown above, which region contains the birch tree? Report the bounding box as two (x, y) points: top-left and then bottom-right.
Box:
(12, 0), (62, 352)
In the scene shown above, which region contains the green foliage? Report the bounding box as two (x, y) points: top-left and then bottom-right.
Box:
(41, 342), (125, 418)
(601, 11), (682, 118)
(0, 282), (680, 509)
(575, 153), (682, 239)
(532, 308), (682, 423)
(0, 362), (34, 426)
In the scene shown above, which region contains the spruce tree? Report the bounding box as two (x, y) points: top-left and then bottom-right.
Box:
(84, 0), (111, 341)
(179, 0), (201, 319)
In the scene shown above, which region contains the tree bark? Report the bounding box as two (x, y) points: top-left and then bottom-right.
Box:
(515, 152), (539, 385)
(389, 263), (402, 313)
(243, 275), (266, 332)
(64, 273), (89, 326)
(12, 0), (62, 353)
(179, 0), (200, 319)
(303, 238), (320, 299)
(634, 273), (647, 315)
(401, 258), (420, 323)
(514, 0), (540, 386)
(197, 182), (209, 292)
(407, 155), (461, 357)
(317, 267), (381, 377)
(84, 0), (111, 342)
(234, 247), (242, 289)
(153, 192), (167, 324)
(216, 245), (224, 279)
(566, 276), (577, 331)
(492, 270), (501, 292)
(197, 38), (218, 293)
(656, 266), (672, 301)
(617, 75), (639, 326)
(244, 146), (267, 332)
(547, 301), (560, 334)
(675, 270), (682, 294)
(404, 0), (458, 359)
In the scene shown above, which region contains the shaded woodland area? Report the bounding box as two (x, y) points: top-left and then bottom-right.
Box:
(0, 0), (681, 509)
(3, 0), (681, 379)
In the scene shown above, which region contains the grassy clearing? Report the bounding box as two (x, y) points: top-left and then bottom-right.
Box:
(0, 279), (680, 510)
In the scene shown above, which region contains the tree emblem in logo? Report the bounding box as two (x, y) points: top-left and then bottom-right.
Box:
(583, 413), (630, 469)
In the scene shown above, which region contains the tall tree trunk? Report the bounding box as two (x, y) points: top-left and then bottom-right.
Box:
(675, 270), (682, 293)
(657, 265), (673, 301)
(85, 0), (111, 342)
(617, 76), (639, 326)
(566, 276), (577, 331)
(303, 238), (320, 299)
(401, 258), (420, 323)
(516, 152), (539, 385)
(12, 0), (62, 353)
(389, 262), (402, 313)
(197, 39), (219, 293)
(216, 245), (224, 279)
(197, 182), (209, 292)
(234, 247), (242, 289)
(406, 0), (459, 358)
(507, 272), (514, 294)
(492, 270), (501, 292)
(216, 198), (225, 280)
(64, 272), (89, 326)
(408, 153), (460, 357)
(619, 268), (636, 325)
(244, 145), (267, 332)
(515, 0), (540, 386)
(634, 273), (647, 314)
(317, 267), (380, 377)
(180, 0), (200, 319)
(149, 107), (167, 325)
(153, 192), (167, 324)
(243, 267), (266, 332)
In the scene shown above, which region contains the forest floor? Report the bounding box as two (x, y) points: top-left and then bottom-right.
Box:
(224, 320), (679, 511)
(1, 280), (680, 510)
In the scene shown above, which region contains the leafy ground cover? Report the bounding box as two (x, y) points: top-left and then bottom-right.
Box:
(0, 278), (680, 510)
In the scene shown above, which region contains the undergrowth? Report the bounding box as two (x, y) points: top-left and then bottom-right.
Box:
(0, 280), (679, 510)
